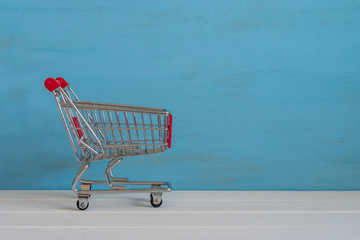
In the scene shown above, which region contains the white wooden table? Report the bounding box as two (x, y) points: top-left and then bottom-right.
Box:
(0, 191), (359, 239)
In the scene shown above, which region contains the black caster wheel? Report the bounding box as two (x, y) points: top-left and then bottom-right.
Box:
(150, 194), (163, 208)
(76, 199), (89, 210)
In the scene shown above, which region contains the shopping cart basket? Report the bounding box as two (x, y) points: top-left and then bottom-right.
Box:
(44, 77), (173, 210)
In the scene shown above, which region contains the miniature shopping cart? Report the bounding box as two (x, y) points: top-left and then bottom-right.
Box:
(44, 77), (173, 210)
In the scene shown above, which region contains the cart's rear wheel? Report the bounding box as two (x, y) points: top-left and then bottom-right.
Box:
(76, 199), (89, 210)
(150, 193), (163, 208)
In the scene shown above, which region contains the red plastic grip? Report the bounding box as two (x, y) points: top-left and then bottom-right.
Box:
(72, 117), (84, 139)
(167, 114), (172, 148)
(44, 78), (61, 92)
(44, 77), (69, 92)
(55, 77), (69, 88)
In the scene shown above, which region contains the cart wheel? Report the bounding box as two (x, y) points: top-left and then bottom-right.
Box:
(76, 199), (89, 210)
(150, 194), (163, 208)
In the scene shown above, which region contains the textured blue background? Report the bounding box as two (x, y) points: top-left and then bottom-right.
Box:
(0, 1), (359, 190)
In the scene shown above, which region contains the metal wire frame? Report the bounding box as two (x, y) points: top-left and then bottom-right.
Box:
(53, 88), (171, 162)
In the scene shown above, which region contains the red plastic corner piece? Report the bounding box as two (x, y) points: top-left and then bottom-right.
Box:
(167, 114), (172, 148)
(72, 117), (84, 139)
(55, 77), (69, 88)
(44, 78), (60, 92)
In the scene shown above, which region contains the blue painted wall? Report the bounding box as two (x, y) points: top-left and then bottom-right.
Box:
(0, 1), (359, 190)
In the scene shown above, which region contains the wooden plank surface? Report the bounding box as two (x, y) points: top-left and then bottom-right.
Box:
(0, 191), (359, 239)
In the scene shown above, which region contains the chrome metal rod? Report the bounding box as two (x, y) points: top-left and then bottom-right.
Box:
(77, 187), (172, 195)
(72, 162), (90, 193)
(78, 179), (171, 187)
(105, 158), (126, 189)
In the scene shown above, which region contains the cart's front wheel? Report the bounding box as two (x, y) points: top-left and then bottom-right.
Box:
(76, 199), (89, 210)
(150, 193), (163, 208)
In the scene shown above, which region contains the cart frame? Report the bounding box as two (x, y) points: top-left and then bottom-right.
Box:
(45, 77), (173, 210)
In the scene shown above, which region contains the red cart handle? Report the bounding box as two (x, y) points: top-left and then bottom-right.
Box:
(44, 78), (60, 92)
(44, 77), (69, 92)
(72, 117), (84, 139)
(55, 77), (69, 88)
(167, 114), (172, 148)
